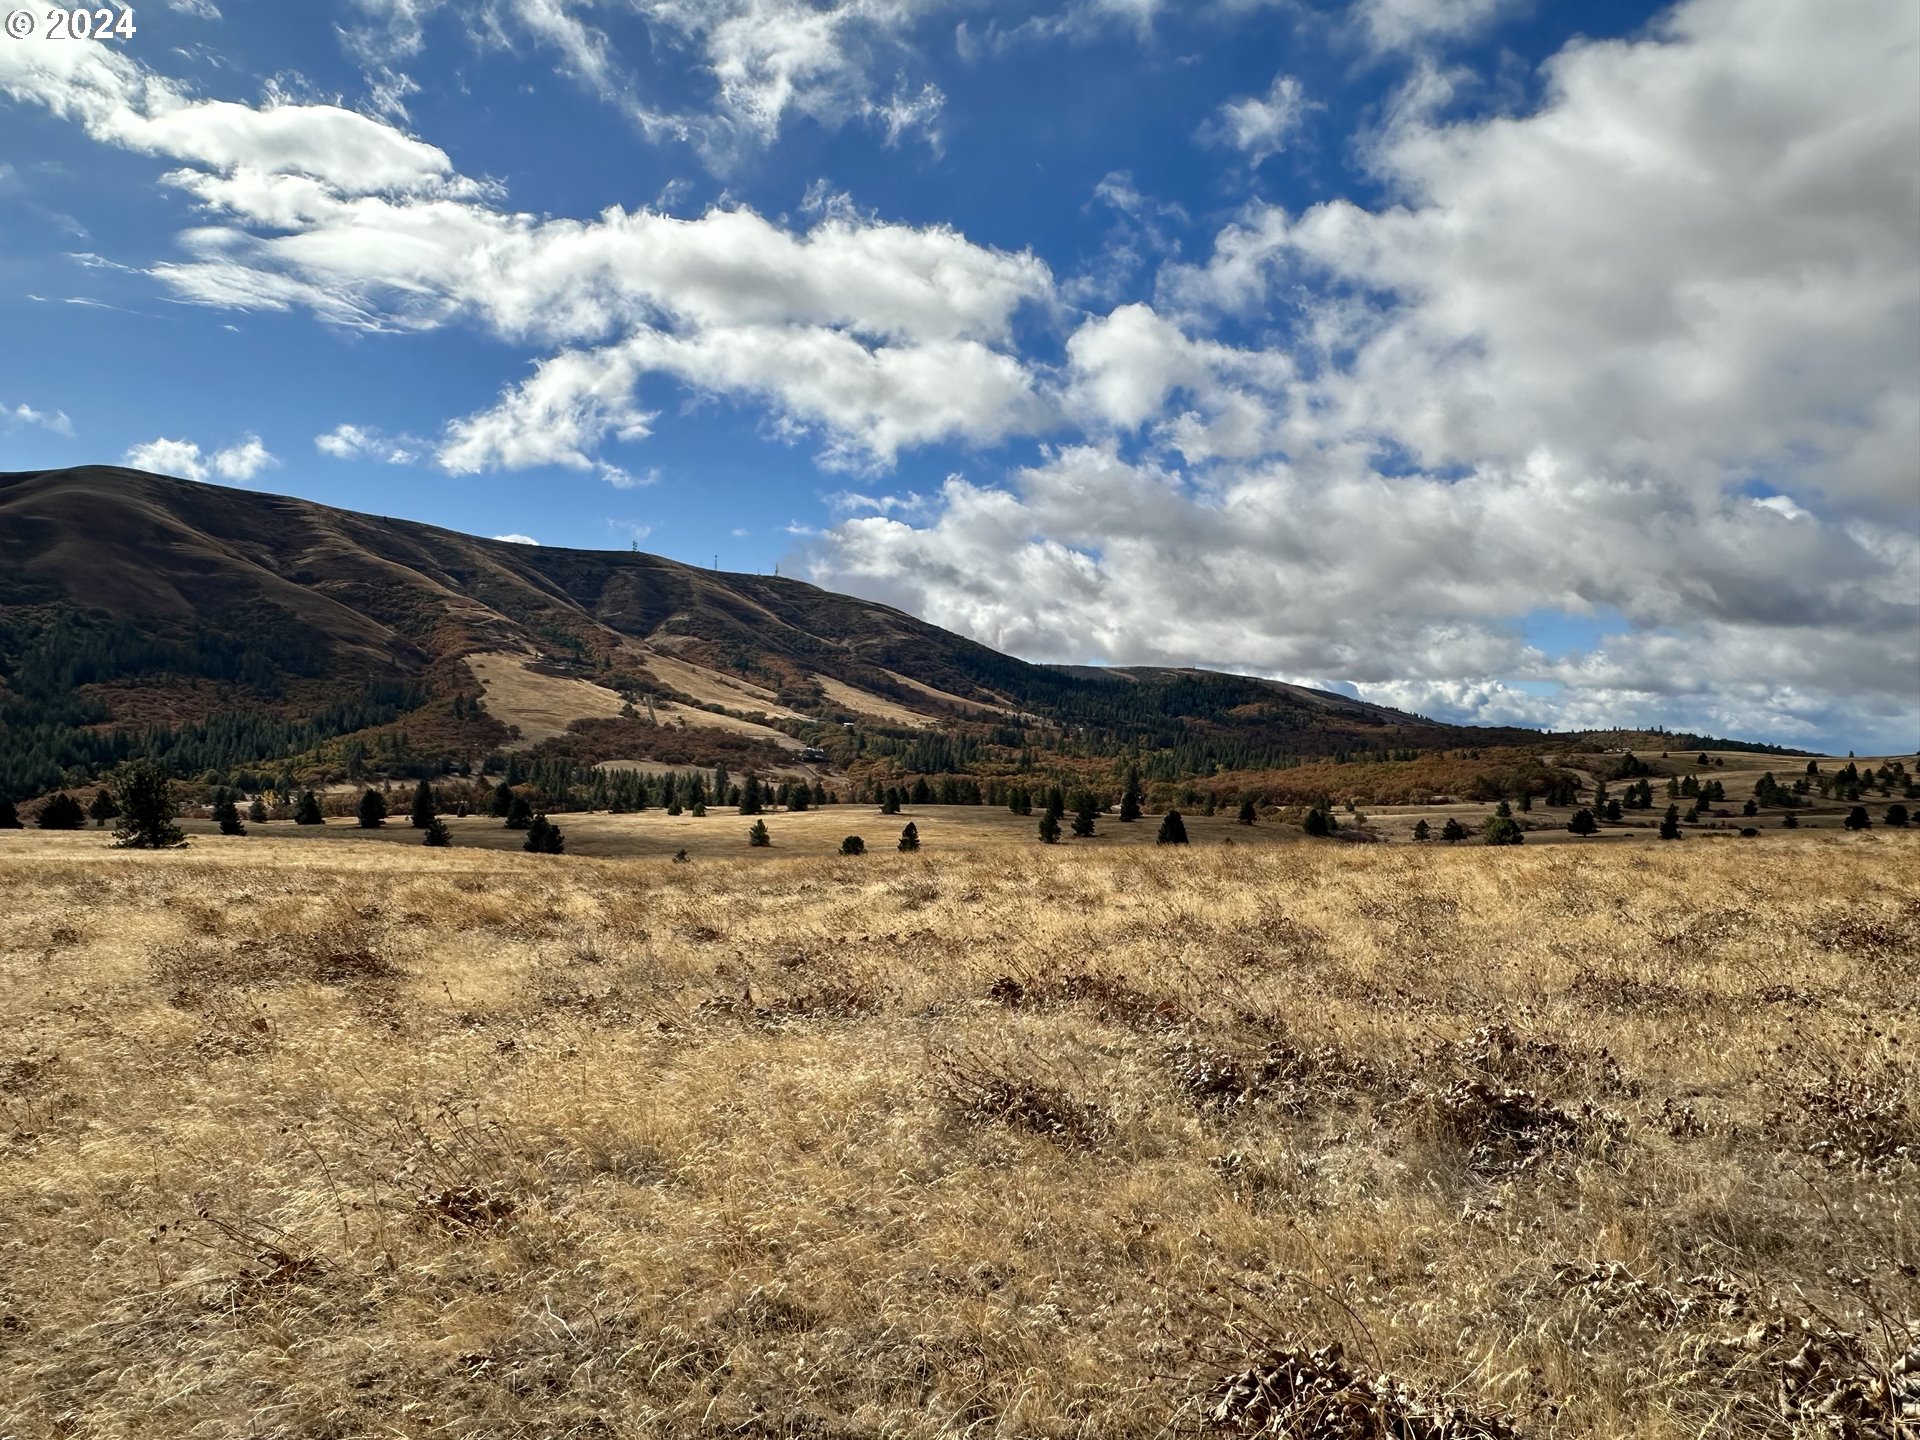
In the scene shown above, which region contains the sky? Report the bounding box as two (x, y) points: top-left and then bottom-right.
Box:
(1, 0), (1915, 753)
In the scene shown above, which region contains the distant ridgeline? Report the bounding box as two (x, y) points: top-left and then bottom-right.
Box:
(0, 465), (1812, 809)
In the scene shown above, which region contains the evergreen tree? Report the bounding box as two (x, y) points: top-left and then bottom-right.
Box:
(491, 780), (514, 817)
(1412, 818), (1431, 841)
(1567, 808), (1597, 837)
(410, 779), (435, 828)
(1155, 809), (1188, 845)
(1518, 791), (1533, 812)
(211, 791), (246, 836)
(1886, 803), (1910, 829)
(1844, 805), (1871, 831)
(1482, 814), (1524, 845)
(1237, 796), (1257, 826)
(357, 789), (388, 829)
(839, 834), (866, 856)
(1604, 798), (1623, 823)
(739, 777), (764, 816)
(524, 813), (565, 853)
(748, 818), (771, 847)
(110, 761), (184, 849)
(1440, 817), (1467, 843)
(879, 788), (900, 815)
(37, 793), (85, 830)
(1742, 798), (1758, 817)
(1495, 799), (1513, 819)
(247, 797), (269, 824)
(1119, 769), (1143, 822)
(1658, 804), (1683, 841)
(0, 798), (20, 829)
(1045, 786), (1066, 821)
(910, 777), (932, 806)
(89, 789), (119, 828)
(789, 785), (809, 813)
(898, 822), (920, 852)
(422, 816), (451, 847)
(1782, 811), (1799, 829)
(1070, 795), (1098, 838)
(505, 795), (533, 830)
(1303, 807), (1331, 837)
(1038, 812), (1061, 844)
(295, 790), (324, 825)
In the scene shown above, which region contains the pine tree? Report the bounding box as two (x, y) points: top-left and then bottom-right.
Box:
(0, 799), (20, 829)
(1037, 813), (1060, 844)
(1070, 795), (1098, 838)
(505, 796), (533, 830)
(748, 819), (771, 847)
(410, 779), (435, 828)
(1659, 804), (1683, 841)
(1412, 818), (1431, 841)
(1303, 807), (1331, 837)
(295, 790), (325, 825)
(357, 790), (388, 829)
(1155, 809), (1188, 845)
(88, 789), (119, 828)
(422, 816), (451, 847)
(1482, 814), (1524, 845)
(1120, 769), (1143, 823)
(1495, 799), (1513, 819)
(1441, 817), (1466, 843)
(1886, 803), (1910, 829)
(789, 785), (810, 813)
(1604, 798), (1622, 822)
(524, 814), (565, 853)
(898, 822), (920, 852)
(740, 777), (763, 816)
(247, 797), (268, 824)
(36, 793), (85, 830)
(910, 777), (932, 806)
(110, 761), (184, 849)
(1237, 797), (1257, 826)
(1782, 811), (1799, 829)
(839, 835), (865, 856)
(212, 791), (246, 836)
(1567, 808), (1597, 837)
(1844, 805), (1871, 831)
(491, 780), (514, 817)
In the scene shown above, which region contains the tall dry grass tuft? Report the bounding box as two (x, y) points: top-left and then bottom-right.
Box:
(0, 830), (1915, 1436)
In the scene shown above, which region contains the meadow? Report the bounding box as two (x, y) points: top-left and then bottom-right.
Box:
(0, 829), (1914, 1437)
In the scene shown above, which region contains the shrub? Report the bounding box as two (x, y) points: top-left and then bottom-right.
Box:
(1412, 818), (1431, 841)
(1303, 807), (1331, 837)
(839, 835), (866, 856)
(898, 822), (920, 852)
(1844, 806), (1871, 831)
(422, 817), (451, 847)
(1441, 817), (1466, 842)
(748, 819), (771, 847)
(1156, 810), (1189, 845)
(36, 793), (85, 830)
(1886, 803), (1910, 828)
(1237, 796), (1257, 825)
(110, 761), (184, 849)
(357, 790), (388, 829)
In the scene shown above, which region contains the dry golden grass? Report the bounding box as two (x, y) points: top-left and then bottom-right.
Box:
(1, 830), (1914, 1437)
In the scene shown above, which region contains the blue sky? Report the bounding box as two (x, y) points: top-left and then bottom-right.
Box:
(1, 0), (1915, 751)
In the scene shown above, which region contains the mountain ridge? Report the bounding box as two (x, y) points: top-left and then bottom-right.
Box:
(0, 466), (1804, 801)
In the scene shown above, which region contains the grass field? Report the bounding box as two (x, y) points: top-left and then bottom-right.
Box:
(1, 831), (1915, 1437)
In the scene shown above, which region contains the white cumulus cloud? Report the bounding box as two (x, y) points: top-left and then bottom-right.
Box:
(124, 434), (278, 484)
